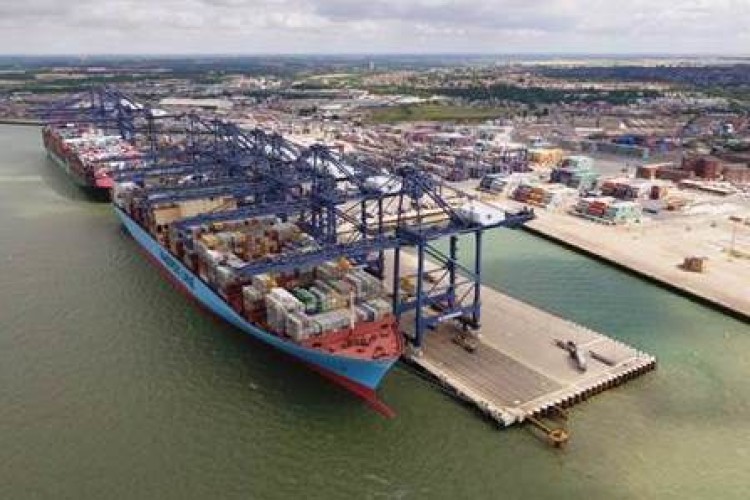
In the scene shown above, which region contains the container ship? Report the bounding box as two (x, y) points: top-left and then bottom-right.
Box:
(111, 181), (403, 413)
(42, 124), (143, 190)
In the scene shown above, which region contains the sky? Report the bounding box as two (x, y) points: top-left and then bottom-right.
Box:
(1, 0), (749, 55)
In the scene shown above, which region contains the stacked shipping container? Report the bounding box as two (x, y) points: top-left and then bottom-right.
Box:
(512, 183), (574, 210)
(572, 197), (643, 224)
(550, 156), (600, 191)
(43, 125), (144, 187)
(170, 211), (396, 348)
(600, 178), (672, 201)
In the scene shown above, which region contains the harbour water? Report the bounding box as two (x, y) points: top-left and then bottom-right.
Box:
(1, 124), (748, 499)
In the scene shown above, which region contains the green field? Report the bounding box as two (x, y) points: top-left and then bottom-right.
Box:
(366, 104), (508, 124)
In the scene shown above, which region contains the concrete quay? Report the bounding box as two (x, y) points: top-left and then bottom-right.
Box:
(522, 210), (750, 322)
(388, 252), (657, 427)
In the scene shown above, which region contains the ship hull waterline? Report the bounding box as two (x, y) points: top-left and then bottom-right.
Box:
(115, 206), (399, 417)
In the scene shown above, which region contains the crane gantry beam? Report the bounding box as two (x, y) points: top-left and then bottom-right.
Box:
(43, 85), (536, 351)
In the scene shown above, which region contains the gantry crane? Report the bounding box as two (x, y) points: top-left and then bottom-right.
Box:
(42, 87), (535, 353)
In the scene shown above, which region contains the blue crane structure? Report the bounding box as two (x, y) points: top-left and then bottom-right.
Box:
(42, 87), (535, 352)
(37, 86), (157, 145)
(36, 86), (227, 168)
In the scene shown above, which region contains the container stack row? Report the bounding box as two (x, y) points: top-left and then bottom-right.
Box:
(242, 263), (392, 341)
(176, 214), (392, 343)
(572, 197), (643, 224)
(189, 218), (320, 292)
(43, 125), (144, 179)
(116, 176), (396, 346)
(512, 183), (574, 210)
(527, 147), (564, 167)
(479, 173), (537, 195)
(550, 156), (600, 191)
(600, 178), (672, 201)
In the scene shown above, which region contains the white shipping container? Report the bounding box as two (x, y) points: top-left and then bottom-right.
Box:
(267, 287), (304, 313)
(456, 202), (505, 226)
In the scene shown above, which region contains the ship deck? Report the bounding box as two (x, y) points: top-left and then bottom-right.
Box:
(387, 252), (656, 427)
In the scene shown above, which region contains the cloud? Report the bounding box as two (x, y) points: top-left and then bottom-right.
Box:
(313, 0), (575, 32)
(0, 0), (747, 54)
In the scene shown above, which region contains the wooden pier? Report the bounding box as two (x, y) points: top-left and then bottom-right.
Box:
(388, 253), (657, 427)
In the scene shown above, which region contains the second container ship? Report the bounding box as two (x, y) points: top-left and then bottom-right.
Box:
(43, 123), (143, 190)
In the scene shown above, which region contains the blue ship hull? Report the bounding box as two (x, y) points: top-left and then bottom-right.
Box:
(114, 206), (399, 410)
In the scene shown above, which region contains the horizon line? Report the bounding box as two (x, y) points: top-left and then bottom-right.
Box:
(1, 52), (749, 58)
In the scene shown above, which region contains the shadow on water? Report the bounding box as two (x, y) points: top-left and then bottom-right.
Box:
(184, 309), (379, 421)
(114, 225), (375, 420)
(37, 149), (111, 204)
(228, 327), (376, 415)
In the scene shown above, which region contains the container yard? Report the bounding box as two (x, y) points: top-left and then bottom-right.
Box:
(471, 143), (750, 320)
(33, 86), (660, 433)
(485, 195), (750, 320)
